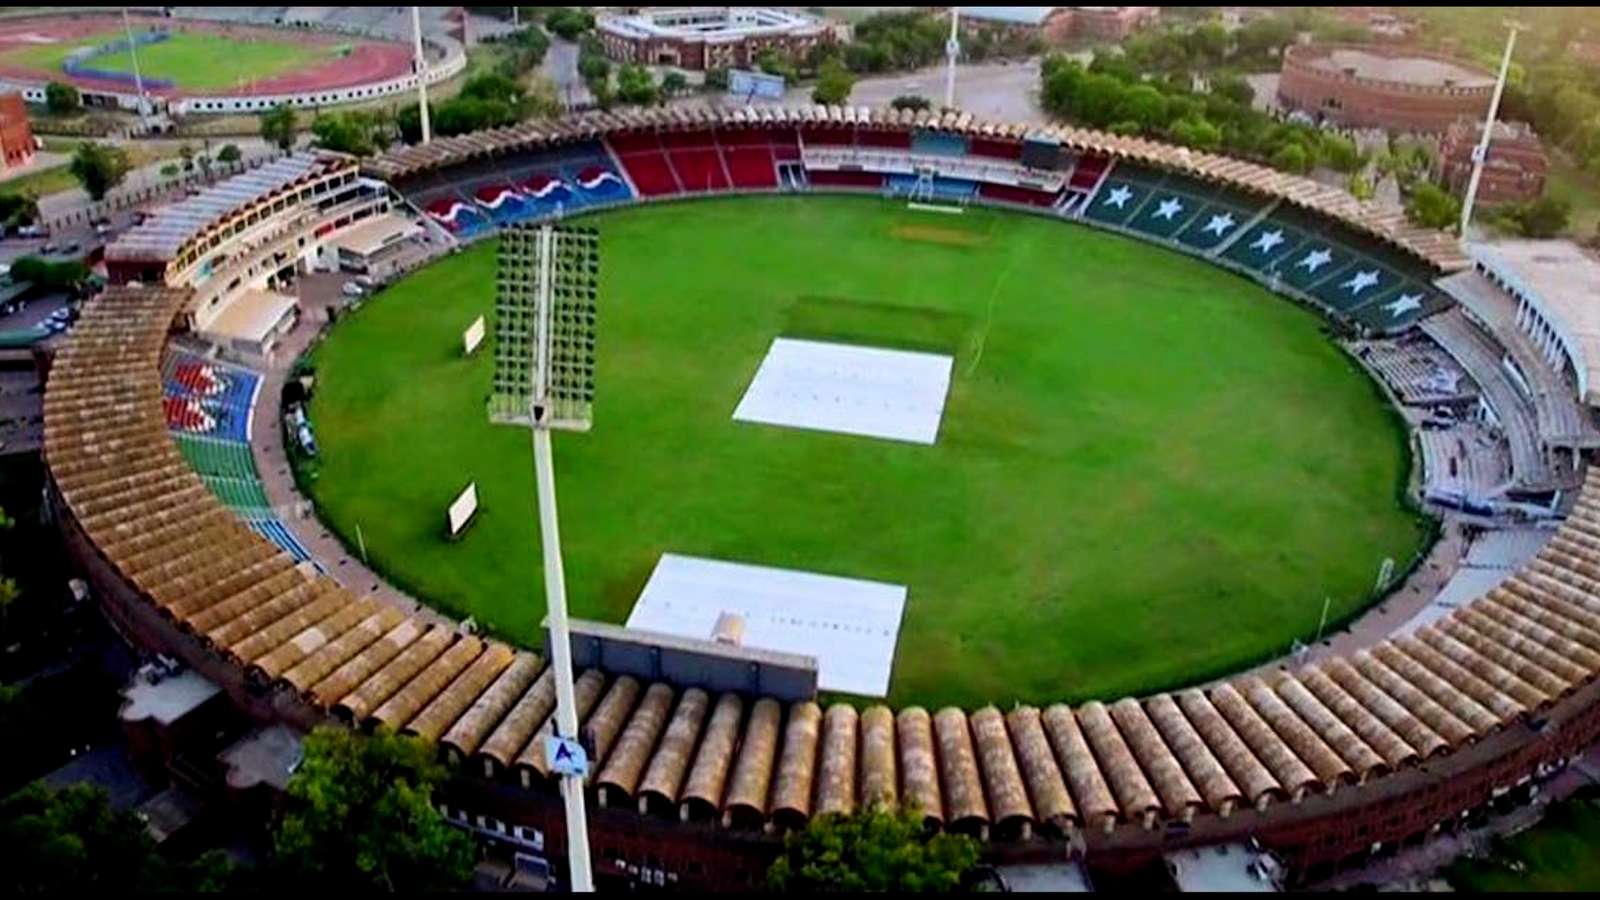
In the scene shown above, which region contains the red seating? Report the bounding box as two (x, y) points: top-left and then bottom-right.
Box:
(617, 152), (680, 196)
(607, 132), (661, 154)
(661, 129), (714, 150)
(800, 124), (854, 146)
(669, 149), (729, 192)
(724, 146), (777, 189)
(809, 170), (884, 189)
(163, 396), (211, 432)
(857, 129), (912, 149)
(1069, 153), (1110, 190)
(979, 182), (1059, 207)
(970, 138), (1022, 160)
(715, 127), (770, 147)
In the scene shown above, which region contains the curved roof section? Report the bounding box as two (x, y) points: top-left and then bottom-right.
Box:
(362, 104), (1469, 272)
(107, 151), (353, 265)
(1469, 240), (1600, 407)
(45, 282), (1600, 836)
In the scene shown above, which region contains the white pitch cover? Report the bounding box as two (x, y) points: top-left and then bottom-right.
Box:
(626, 554), (908, 697)
(733, 338), (954, 445)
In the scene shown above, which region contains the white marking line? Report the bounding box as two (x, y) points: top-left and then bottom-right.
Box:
(626, 554), (908, 697)
(733, 338), (953, 445)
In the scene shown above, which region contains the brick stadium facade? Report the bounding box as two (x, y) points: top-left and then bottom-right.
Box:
(43, 109), (1600, 892)
(1438, 118), (1549, 205)
(1278, 43), (1496, 134)
(0, 91), (35, 172)
(596, 8), (835, 72)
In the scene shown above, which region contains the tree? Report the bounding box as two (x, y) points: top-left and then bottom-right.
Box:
(660, 70), (688, 98)
(767, 808), (980, 893)
(704, 68), (730, 91)
(1504, 194), (1573, 238)
(1235, 15), (1297, 63)
(159, 163), (179, 179)
(0, 782), (241, 892)
(1168, 116), (1223, 151)
(0, 194), (38, 229)
(66, 142), (130, 201)
(1211, 74), (1255, 107)
(1269, 140), (1312, 174)
(0, 577), (16, 636)
(756, 48), (798, 84)
(9, 256), (89, 291)
(273, 726), (474, 892)
(1347, 172), (1375, 201)
(216, 143), (242, 165)
(615, 63), (659, 106)
(260, 104), (298, 152)
(1318, 133), (1364, 173)
(1405, 181), (1462, 230)
(44, 81), (80, 115)
(891, 94), (931, 112)
(811, 58), (855, 106)
(178, 143), (195, 173)
(544, 7), (594, 41)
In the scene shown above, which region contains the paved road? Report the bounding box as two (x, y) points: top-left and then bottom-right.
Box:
(36, 137), (285, 229)
(542, 36), (592, 110)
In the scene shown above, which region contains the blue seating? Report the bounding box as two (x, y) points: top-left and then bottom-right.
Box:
(247, 517), (314, 563)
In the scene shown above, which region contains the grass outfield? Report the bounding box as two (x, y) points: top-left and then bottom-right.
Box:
(302, 195), (1429, 708)
(2, 29), (336, 92)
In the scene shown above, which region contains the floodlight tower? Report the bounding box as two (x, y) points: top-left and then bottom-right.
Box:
(944, 7), (961, 111)
(490, 223), (601, 893)
(121, 7), (151, 128)
(1459, 21), (1520, 238)
(412, 5), (432, 144)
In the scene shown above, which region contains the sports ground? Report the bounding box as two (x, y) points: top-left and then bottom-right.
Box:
(303, 195), (1430, 708)
(0, 30), (335, 92)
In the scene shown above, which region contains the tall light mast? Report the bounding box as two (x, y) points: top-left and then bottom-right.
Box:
(122, 8), (151, 127)
(1459, 22), (1519, 238)
(944, 7), (960, 111)
(412, 5), (432, 145)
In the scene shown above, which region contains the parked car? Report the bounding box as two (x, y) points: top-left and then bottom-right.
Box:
(39, 241), (58, 255)
(60, 240), (80, 255)
(340, 281), (366, 298)
(16, 224), (47, 239)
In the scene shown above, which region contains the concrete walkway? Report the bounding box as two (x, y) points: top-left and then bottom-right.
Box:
(246, 270), (448, 626)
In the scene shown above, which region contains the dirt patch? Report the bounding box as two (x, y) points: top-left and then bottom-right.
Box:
(888, 223), (989, 247)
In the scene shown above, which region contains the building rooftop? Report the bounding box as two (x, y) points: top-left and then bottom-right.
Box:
(957, 7), (1059, 26)
(107, 151), (345, 264)
(1471, 240), (1600, 405)
(119, 668), (222, 726)
(219, 724), (304, 793)
(1309, 47), (1494, 88)
(598, 7), (824, 43)
(1164, 843), (1283, 892)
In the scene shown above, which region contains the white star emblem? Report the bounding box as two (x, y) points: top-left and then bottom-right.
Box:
(1296, 248), (1334, 273)
(1102, 185), (1133, 209)
(1250, 229), (1285, 254)
(1341, 269), (1380, 295)
(1201, 212), (1236, 236)
(1384, 292), (1423, 318)
(1153, 197), (1184, 221)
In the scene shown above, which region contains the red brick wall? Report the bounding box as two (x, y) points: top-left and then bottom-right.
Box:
(0, 93), (35, 171)
(1278, 45), (1494, 133)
